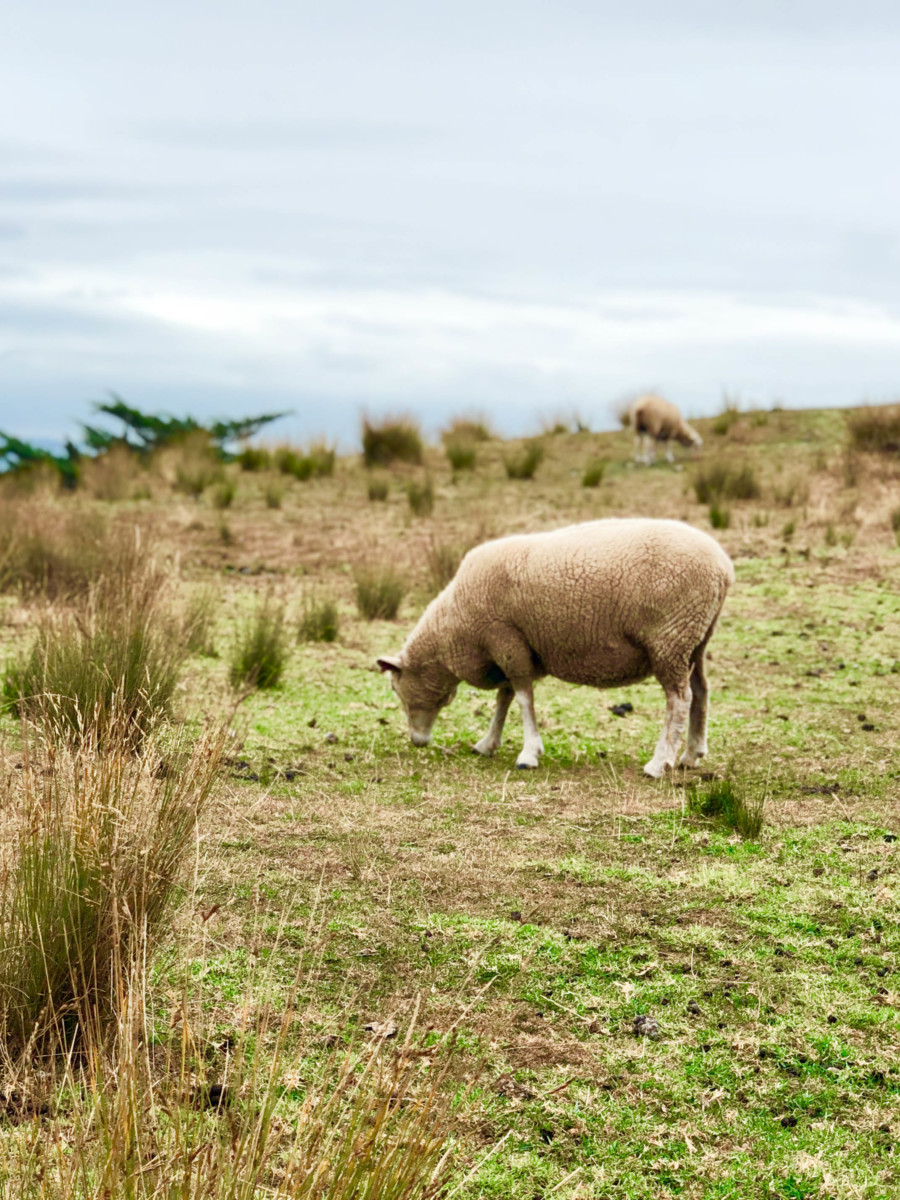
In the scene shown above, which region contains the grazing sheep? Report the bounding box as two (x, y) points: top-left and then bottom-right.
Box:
(629, 394), (703, 464)
(377, 518), (733, 778)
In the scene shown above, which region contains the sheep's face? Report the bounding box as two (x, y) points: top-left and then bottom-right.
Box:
(679, 429), (703, 449)
(376, 656), (457, 746)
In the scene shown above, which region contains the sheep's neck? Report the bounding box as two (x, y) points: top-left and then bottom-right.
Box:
(403, 589), (461, 676)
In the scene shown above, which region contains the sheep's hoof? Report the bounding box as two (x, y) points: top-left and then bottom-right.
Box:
(472, 740), (497, 757)
(516, 757), (539, 769)
(681, 745), (707, 769)
(643, 761), (669, 779)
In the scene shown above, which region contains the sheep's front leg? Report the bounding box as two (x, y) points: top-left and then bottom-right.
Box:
(513, 681), (544, 769)
(644, 682), (691, 778)
(473, 683), (514, 756)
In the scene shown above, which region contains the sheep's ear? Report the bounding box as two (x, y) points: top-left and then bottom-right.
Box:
(377, 655), (403, 676)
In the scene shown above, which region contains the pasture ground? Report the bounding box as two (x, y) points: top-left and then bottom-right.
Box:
(1, 405), (898, 1198)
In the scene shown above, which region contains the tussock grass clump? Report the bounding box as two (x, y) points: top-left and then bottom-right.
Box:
(0, 502), (137, 600)
(229, 597), (290, 689)
(709, 504), (731, 530)
(542, 419), (570, 436)
(274, 442), (335, 481)
(78, 445), (143, 501)
(181, 584), (219, 656)
(424, 539), (464, 595)
(582, 457), (606, 488)
(362, 416), (423, 468)
(174, 460), (221, 496)
(772, 473), (810, 508)
(299, 593), (340, 643)
(237, 445), (272, 471)
(354, 564), (406, 620)
(3, 552), (186, 745)
(368, 477), (390, 501)
(406, 476), (434, 517)
(209, 477), (236, 509)
(712, 396), (742, 436)
(687, 778), (765, 840)
(442, 416), (492, 443)
(170, 432), (223, 497)
(264, 477), (285, 508)
(692, 460), (761, 504)
(0, 726), (223, 1058)
(445, 441), (477, 471)
(847, 404), (900, 453)
(504, 441), (544, 480)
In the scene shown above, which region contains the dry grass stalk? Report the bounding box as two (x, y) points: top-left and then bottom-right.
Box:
(0, 722), (225, 1061)
(0, 501), (142, 600)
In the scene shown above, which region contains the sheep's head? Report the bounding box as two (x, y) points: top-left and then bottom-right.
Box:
(679, 426), (703, 450)
(377, 655), (458, 746)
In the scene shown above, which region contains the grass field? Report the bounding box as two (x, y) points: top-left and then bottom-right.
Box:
(0, 404), (898, 1198)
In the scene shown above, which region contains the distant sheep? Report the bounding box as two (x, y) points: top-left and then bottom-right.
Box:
(377, 518), (733, 778)
(629, 394), (703, 464)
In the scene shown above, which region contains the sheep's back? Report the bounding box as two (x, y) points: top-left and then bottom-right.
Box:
(632, 394), (682, 437)
(455, 520), (731, 685)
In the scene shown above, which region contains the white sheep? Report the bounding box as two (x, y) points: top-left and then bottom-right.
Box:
(377, 518), (733, 778)
(628, 394), (703, 464)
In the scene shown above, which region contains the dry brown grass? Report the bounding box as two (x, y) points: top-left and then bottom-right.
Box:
(0, 500), (144, 600)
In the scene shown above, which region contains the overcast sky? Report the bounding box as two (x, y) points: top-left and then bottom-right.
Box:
(2, 0), (900, 446)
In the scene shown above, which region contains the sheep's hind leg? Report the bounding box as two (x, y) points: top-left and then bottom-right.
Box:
(644, 681), (691, 778)
(473, 683), (514, 756)
(512, 680), (544, 769)
(681, 655), (709, 768)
